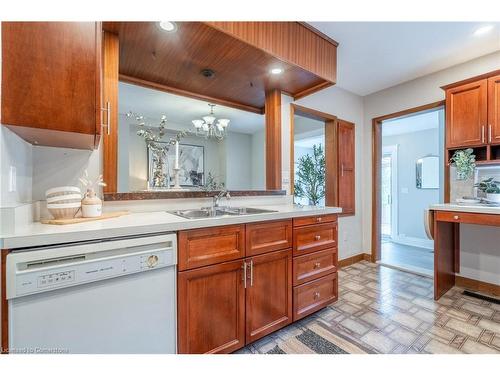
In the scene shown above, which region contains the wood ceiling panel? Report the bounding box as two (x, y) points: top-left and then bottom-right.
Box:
(103, 22), (329, 112)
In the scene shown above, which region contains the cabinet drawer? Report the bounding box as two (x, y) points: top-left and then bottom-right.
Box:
(293, 214), (337, 227)
(293, 273), (338, 321)
(178, 225), (245, 271)
(293, 248), (337, 286)
(435, 210), (500, 226)
(293, 222), (337, 256)
(246, 219), (292, 256)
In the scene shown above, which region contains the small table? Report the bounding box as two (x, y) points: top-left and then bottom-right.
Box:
(432, 205), (500, 299)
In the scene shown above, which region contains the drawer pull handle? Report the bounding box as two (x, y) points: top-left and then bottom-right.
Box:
(315, 235), (321, 241)
(313, 262), (321, 269)
(313, 292), (320, 299)
(453, 215), (459, 220)
(316, 217), (322, 222)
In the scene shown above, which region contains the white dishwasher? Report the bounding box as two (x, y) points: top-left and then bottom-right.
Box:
(6, 233), (177, 354)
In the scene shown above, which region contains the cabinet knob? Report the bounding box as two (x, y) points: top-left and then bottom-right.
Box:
(313, 262), (321, 269)
(453, 215), (459, 220)
(315, 235), (321, 241)
(316, 217), (322, 222)
(313, 292), (320, 299)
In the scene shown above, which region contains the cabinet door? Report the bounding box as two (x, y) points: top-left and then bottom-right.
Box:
(445, 79), (488, 148)
(488, 74), (500, 145)
(245, 249), (292, 344)
(178, 260), (246, 354)
(245, 219), (292, 256)
(1, 22), (101, 149)
(337, 119), (355, 215)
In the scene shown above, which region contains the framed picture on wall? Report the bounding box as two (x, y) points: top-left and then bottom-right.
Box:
(167, 143), (205, 187)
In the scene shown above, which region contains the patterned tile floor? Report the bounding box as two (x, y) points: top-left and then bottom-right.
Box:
(239, 261), (500, 354)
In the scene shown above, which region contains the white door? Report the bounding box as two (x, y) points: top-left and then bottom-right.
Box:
(381, 145), (398, 240)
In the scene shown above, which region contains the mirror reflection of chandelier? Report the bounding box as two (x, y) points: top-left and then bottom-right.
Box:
(192, 104), (230, 141)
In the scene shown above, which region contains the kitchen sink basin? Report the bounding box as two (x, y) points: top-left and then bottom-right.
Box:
(168, 207), (277, 219)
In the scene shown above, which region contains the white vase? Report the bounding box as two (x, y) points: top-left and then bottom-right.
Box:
(486, 193), (500, 203)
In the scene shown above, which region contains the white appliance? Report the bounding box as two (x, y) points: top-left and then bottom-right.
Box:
(6, 233), (177, 354)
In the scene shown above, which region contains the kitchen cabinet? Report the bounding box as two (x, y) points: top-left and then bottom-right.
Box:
(1, 22), (103, 150)
(443, 70), (500, 165)
(245, 249), (292, 344)
(337, 119), (355, 215)
(489, 74), (500, 145)
(177, 260), (246, 354)
(445, 79), (487, 148)
(177, 215), (338, 353)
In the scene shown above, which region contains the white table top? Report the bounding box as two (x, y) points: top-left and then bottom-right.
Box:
(0, 205), (342, 250)
(430, 203), (500, 215)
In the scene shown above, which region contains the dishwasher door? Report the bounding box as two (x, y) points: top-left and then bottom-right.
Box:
(7, 233), (177, 354)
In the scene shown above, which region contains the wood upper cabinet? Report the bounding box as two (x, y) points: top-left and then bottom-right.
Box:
(488, 74), (500, 145)
(337, 119), (355, 215)
(445, 79), (488, 148)
(1, 22), (102, 150)
(245, 249), (292, 344)
(178, 260), (246, 354)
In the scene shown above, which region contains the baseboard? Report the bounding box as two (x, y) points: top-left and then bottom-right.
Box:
(391, 235), (433, 250)
(456, 275), (500, 297)
(339, 253), (371, 268)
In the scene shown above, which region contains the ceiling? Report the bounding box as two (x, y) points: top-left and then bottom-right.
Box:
(119, 82), (264, 134)
(382, 108), (442, 137)
(308, 22), (500, 96)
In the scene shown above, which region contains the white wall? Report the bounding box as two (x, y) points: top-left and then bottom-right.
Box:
(251, 130), (265, 189)
(363, 50), (500, 283)
(281, 85), (366, 260)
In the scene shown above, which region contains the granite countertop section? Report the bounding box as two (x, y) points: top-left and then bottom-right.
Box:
(0, 205), (342, 250)
(430, 203), (500, 215)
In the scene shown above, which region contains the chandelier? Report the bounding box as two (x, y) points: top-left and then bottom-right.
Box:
(192, 104), (230, 141)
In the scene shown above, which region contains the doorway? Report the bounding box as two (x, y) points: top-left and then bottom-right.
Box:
(372, 102), (445, 277)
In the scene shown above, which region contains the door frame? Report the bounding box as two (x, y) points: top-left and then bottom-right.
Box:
(381, 144), (399, 241)
(289, 104), (338, 206)
(371, 100), (446, 262)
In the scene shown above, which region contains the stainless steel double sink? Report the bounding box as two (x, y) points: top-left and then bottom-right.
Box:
(168, 207), (277, 219)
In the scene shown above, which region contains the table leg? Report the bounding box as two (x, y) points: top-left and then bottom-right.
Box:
(434, 220), (456, 300)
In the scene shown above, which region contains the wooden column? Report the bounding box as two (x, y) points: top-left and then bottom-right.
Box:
(265, 89), (282, 190)
(102, 31), (119, 193)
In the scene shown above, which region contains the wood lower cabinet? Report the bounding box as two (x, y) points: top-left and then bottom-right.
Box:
(177, 215), (339, 353)
(1, 22), (103, 150)
(245, 249), (292, 344)
(178, 260), (246, 354)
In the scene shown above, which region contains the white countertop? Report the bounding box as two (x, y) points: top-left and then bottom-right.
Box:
(430, 203), (500, 215)
(0, 205), (342, 250)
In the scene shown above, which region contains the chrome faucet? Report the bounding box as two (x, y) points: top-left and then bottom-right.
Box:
(213, 190), (231, 208)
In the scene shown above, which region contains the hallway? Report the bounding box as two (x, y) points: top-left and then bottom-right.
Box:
(380, 240), (433, 277)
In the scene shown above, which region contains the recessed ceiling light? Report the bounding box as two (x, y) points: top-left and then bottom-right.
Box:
(270, 67), (283, 75)
(159, 21), (177, 32)
(474, 25), (494, 36)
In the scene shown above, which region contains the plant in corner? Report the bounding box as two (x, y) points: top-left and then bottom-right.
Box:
(294, 144), (325, 206)
(450, 148), (476, 180)
(474, 177), (500, 203)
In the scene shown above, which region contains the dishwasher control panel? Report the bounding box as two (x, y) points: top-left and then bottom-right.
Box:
(10, 246), (175, 298)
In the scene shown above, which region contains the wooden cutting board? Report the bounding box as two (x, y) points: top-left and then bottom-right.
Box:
(41, 211), (129, 225)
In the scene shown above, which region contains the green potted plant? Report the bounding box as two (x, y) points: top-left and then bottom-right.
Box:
(449, 148), (476, 180)
(294, 144), (325, 206)
(474, 177), (500, 203)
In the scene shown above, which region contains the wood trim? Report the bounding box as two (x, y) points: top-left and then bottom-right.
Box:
(296, 22), (339, 47)
(338, 253), (371, 268)
(293, 81), (334, 101)
(441, 69), (500, 91)
(456, 275), (500, 297)
(265, 89), (282, 190)
(120, 74), (264, 115)
(325, 119), (338, 206)
(102, 31), (119, 193)
(290, 104), (295, 196)
(290, 103), (338, 122)
(1, 250), (8, 354)
(103, 189), (286, 201)
(371, 100), (446, 262)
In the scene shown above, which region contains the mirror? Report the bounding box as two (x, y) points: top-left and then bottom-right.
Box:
(416, 155), (439, 189)
(117, 82), (266, 193)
